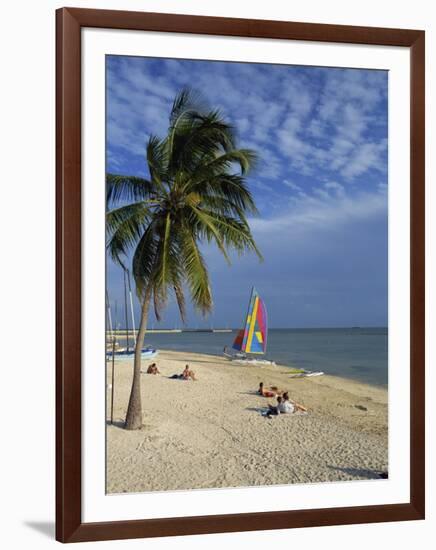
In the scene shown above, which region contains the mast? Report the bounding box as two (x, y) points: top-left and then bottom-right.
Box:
(106, 290), (114, 341)
(127, 269), (137, 345)
(110, 338), (115, 424)
(232, 287), (254, 353)
(241, 286), (256, 353)
(242, 287), (267, 355)
(263, 296), (268, 354)
(123, 268), (130, 353)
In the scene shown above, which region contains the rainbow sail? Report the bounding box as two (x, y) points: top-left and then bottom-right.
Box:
(232, 287), (267, 354)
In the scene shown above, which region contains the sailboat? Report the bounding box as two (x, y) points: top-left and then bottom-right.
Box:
(106, 346), (158, 360)
(106, 269), (158, 361)
(223, 287), (275, 366)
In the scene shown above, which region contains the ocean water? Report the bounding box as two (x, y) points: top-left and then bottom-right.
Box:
(119, 327), (388, 387)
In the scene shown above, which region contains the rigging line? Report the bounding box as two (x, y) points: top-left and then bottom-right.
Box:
(127, 269), (137, 345)
(123, 267), (130, 353)
(106, 289), (114, 341)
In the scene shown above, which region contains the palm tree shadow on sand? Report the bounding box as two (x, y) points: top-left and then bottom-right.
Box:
(106, 419), (125, 429)
(328, 466), (388, 479)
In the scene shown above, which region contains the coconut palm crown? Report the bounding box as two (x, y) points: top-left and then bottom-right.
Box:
(106, 88), (262, 429)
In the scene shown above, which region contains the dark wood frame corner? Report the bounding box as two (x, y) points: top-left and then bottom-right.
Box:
(56, 7), (425, 543)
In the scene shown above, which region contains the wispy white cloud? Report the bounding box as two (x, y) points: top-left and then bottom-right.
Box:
(106, 56), (388, 199)
(283, 180), (302, 191)
(324, 181), (345, 196)
(341, 140), (387, 179)
(273, 68), (387, 183)
(249, 184), (387, 236)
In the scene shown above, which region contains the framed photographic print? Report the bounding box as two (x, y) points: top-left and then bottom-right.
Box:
(56, 7), (425, 543)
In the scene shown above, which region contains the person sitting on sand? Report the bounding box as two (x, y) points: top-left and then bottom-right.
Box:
(277, 394), (294, 414)
(146, 363), (160, 375)
(266, 395), (283, 416)
(170, 364), (197, 381)
(279, 392), (307, 413)
(258, 382), (282, 398)
(181, 364), (197, 381)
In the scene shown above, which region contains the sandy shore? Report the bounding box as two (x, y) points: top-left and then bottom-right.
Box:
(106, 350), (388, 494)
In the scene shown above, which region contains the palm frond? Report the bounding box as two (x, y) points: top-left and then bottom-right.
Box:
(180, 228), (212, 315)
(189, 206), (231, 264)
(153, 213), (173, 301)
(192, 149), (257, 179)
(187, 174), (259, 215)
(131, 221), (159, 299)
(196, 209), (263, 260)
(169, 88), (207, 128)
(106, 202), (151, 266)
(146, 136), (168, 192)
(106, 174), (155, 206)
(170, 115), (236, 173)
(152, 286), (164, 322)
(173, 282), (187, 324)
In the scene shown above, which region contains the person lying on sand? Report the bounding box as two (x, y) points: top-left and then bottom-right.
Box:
(258, 382), (283, 397)
(146, 363), (160, 375)
(170, 365), (197, 381)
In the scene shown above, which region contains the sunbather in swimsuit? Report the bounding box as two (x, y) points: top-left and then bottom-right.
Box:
(146, 363), (160, 375)
(170, 365), (197, 381)
(258, 382), (282, 397)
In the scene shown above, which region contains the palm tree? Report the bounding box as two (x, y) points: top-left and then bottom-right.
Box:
(106, 89), (262, 430)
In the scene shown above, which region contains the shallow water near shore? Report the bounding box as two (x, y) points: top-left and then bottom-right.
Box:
(116, 327), (388, 387)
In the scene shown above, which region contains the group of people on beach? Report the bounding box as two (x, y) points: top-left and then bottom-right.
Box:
(258, 382), (307, 417)
(144, 362), (306, 416)
(145, 362), (197, 381)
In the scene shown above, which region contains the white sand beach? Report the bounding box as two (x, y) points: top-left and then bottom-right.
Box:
(106, 350), (388, 494)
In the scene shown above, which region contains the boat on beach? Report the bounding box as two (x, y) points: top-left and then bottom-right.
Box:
(106, 346), (159, 361)
(106, 268), (159, 362)
(288, 368), (324, 378)
(223, 287), (276, 366)
(223, 287), (324, 375)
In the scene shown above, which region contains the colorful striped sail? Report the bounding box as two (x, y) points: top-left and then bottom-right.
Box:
(232, 287), (267, 354)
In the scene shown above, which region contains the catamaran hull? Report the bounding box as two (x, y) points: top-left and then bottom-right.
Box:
(223, 350), (275, 366)
(107, 348), (159, 361)
(231, 359), (276, 366)
(288, 370), (324, 378)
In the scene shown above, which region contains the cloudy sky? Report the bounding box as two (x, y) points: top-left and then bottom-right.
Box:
(106, 55), (388, 329)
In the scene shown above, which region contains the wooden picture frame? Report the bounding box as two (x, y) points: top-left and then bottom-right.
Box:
(56, 7), (425, 543)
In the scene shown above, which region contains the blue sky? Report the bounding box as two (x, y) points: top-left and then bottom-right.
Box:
(106, 55), (388, 329)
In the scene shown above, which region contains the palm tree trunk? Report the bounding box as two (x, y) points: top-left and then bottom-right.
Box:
(124, 287), (152, 430)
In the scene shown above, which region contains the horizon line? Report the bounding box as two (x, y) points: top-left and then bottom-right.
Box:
(108, 325), (388, 331)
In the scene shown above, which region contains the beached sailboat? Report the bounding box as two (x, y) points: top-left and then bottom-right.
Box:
(106, 346), (158, 361)
(106, 268), (158, 361)
(223, 287), (275, 366)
